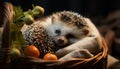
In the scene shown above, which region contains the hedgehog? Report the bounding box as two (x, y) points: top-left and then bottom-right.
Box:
(22, 11), (102, 59)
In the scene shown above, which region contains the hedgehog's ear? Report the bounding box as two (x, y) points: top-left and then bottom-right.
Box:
(51, 15), (55, 23)
(51, 14), (61, 24)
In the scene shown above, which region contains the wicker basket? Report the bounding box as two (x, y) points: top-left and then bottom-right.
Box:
(0, 2), (108, 69)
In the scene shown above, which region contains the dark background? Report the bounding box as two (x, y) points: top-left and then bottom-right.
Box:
(1, 0), (120, 17)
(1, 0), (120, 62)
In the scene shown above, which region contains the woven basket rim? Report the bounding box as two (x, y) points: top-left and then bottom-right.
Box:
(19, 38), (108, 64)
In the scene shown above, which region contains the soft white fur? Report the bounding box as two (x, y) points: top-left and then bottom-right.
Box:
(55, 18), (102, 58)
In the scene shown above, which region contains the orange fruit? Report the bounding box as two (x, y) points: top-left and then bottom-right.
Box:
(43, 53), (58, 60)
(24, 45), (40, 58)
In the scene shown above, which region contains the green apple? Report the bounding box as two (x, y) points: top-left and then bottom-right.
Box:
(32, 6), (44, 18)
(23, 14), (34, 25)
(10, 48), (21, 58)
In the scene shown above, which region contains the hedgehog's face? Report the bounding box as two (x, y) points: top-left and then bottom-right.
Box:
(47, 21), (74, 46)
(47, 15), (89, 47)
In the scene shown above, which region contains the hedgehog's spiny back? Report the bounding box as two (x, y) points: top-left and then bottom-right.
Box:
(23, 22), (55, 58)
(53, 11), (87, 28)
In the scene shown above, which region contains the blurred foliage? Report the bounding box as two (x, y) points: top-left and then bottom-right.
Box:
(11, 5), (44, 50)
(11, 6), (25, 50)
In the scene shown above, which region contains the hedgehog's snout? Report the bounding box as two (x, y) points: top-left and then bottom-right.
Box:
(58, 38), (64, 44)
(55, 36), (69, 46)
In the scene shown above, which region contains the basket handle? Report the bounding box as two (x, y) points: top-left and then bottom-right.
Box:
(0, 2), (13, 69)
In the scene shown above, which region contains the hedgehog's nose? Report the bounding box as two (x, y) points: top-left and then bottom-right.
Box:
(58, 39), (64, 44)
(55, 36), (68, 46)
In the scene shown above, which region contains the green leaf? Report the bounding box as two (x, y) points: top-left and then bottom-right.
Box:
(11, 6), (26, 50)
(13, 6), (23, 23)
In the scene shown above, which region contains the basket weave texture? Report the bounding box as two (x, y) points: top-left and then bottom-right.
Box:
(0, 2), (108, 69)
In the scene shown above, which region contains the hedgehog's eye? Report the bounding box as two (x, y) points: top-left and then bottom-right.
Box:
(55, 29), (61, 35)
(66, 34), (75, 38)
